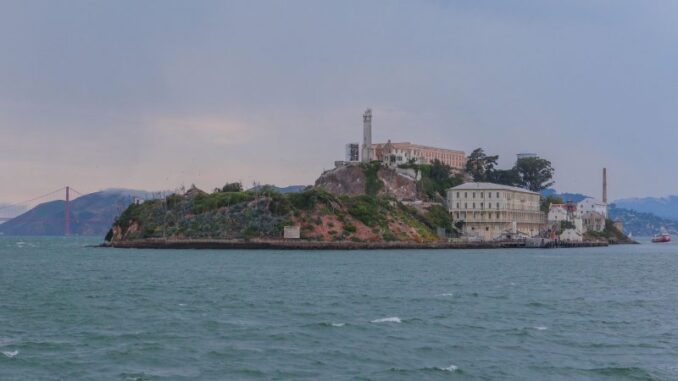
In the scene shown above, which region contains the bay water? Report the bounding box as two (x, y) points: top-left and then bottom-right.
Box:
(1, 237), (677, 380)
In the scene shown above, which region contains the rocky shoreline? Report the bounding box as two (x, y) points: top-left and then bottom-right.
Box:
(103, 238), (610, 250)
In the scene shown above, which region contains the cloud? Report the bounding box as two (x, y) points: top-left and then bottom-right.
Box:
(1, 1), (677, 201)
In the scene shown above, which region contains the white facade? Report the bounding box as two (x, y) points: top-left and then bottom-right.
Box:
(283, 226), (301, 239)
(361, 109), (372, 163)
(582, 211), (605, 233)
(560, 229), (583, 242)
(577, 198), (607, 219)
(447, 182), (546, 240)
(547, 207), (568, 222)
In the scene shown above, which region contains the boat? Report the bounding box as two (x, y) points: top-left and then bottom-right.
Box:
(651, 228), (671, 243)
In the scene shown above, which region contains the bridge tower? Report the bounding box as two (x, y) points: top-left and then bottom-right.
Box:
(65, 186), (70, 236)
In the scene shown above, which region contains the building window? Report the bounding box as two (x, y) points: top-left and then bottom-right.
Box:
(472, 203), (476, 209)
(496, 202), (500, 209)
(497, 192), (500, 198)
(464, 192), (467, 198)
(456, 203), (460, 209)
(489, 192), (492, 199)
(480, 202), (484, 209)
(486, 227), (489, 231)
(473, 192), (476, 199)
(481, 192), (484, 198)
(464, 203), (467, 209)
(457, 192), (460, 198)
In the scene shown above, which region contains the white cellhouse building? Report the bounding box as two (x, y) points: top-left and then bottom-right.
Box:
(447, 182), (546, 240)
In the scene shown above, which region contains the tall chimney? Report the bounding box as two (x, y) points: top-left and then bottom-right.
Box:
(602, 168), (608, 204)
(361, 109), (372, 163)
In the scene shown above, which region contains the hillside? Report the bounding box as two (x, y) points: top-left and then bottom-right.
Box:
(0, 189), (154, 236)
(315, 163), (418, 200)
(541, 189), (589, 203)
(107, 187), (450, 244)
(613, 196), (678, 222)
(608, 205), (678, 236)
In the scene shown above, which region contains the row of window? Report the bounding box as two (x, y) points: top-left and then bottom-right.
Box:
(454, 191), (502, 199)
(455, 211), (502, 219)
(456, 202), (501, 209)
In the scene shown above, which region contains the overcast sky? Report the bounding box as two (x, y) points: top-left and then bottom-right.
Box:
(1, 0), (677, 202)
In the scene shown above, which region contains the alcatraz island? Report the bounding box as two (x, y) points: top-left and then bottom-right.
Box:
(105, 109), (633, 250)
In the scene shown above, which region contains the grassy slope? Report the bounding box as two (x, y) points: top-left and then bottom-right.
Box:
(107, 188), (446, 243)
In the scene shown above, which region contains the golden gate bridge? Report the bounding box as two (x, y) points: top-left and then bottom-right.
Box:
(0, 186), (85, 235)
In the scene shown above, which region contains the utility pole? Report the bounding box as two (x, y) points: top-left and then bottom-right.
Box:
(64, 186), (71, 236)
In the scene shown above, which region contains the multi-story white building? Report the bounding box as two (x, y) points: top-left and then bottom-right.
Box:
(447, 182), (546, 240)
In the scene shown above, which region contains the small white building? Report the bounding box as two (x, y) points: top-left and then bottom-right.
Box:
(582, 211), (606, 233)
(283, 226), (301, 239)
(577, 197), (607, 219)
(548, 205), (570, 222)
(560, 229), (583, 242)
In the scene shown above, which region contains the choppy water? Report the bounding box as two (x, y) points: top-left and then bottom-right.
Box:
(1, 237), (678, 380)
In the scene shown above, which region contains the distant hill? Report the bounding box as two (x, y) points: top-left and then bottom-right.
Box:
(608, 205), (678, 236)
(247, 185), (308, 194)
(541, 189), (589, 203)
(0, 189), (156, 236)
(613, 196), (678, 222)
(0, 204), (28, 222)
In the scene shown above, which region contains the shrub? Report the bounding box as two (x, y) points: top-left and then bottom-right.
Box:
(344, 223), (357, 233)
(222, 182), (243, 192)
(193, 192), (253, 214)
(361, 162), (384, 196)
(347, 195), (381, 226)
(287, 188), (337, 210)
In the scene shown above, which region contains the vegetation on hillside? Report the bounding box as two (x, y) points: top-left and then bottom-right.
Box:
(399, 159), (464, 200)
(107, 186), (447, 243)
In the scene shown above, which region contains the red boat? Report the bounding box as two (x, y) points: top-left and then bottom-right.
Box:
(651, 228), (672, 243)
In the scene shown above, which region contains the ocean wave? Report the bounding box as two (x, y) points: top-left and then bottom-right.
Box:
(438, 293), (454, 297)
(533, 326), (548, 331)
(437, 364), (459, 372)
(331, 323), (345, 327)
(2, 350), (18, 358)
(371, 317), (401, 324)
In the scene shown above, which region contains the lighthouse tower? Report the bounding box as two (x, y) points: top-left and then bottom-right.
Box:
(361, 109), (372, 163)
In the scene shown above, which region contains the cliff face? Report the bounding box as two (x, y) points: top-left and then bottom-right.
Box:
(314, 164), (417, 201)
(107, 188), (446, 244)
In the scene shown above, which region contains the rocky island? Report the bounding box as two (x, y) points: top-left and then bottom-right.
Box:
(105, 157), (634, 250)
(105, 163), (478, 249)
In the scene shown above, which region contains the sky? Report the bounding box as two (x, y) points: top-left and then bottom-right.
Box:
(1, 0), (677, 203)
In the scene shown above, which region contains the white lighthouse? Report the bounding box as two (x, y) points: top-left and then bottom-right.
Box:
(361, 108), (372, 163)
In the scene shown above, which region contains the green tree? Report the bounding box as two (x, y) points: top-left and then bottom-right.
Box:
(222, 182), (243, 192)
(515, 157), (555, 192)
(540, 194), (563, 213)
(465, 148), (499, 182)
(489, 168), (520, 187)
